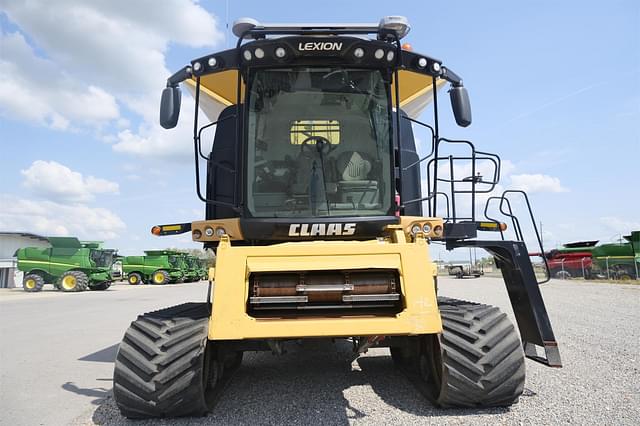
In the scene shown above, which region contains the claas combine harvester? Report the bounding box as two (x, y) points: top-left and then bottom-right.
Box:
(113, 17), (561, 418)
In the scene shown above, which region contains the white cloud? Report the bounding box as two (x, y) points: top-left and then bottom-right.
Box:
(21, 160), (119, 203)
(1, 0), (223, 158)
(509, 174), (568, 193)
(111, 103), (198, 161)
(0, 32), (120, 129)
(1, 0), (222, 96)
(0, 194), (126, 239)
(599, 216), (640, 234)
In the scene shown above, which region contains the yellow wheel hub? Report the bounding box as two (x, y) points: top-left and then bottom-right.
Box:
(153, 273), (165, 284)
(130, 276), (138, 284)
(62, 275), (77, 290)
(25, 279), (36, 289)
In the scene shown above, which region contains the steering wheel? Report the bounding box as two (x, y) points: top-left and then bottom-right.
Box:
(300, 135), (336, 159)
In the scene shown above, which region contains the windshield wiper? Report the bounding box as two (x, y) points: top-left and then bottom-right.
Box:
(316, 144), (332, 216)
(308, 143), (331, 217)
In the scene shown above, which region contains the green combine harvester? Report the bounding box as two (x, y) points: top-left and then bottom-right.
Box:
(591, 231), (640, 280)
(183, 254), (207, 282)
(196, 257), (209, 280)
(122, 250), (185, 285)
(16, 237), (117, 292)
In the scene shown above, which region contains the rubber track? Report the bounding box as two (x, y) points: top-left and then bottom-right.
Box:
(113, 303), (212, 418)
(434, 297), (525, 407)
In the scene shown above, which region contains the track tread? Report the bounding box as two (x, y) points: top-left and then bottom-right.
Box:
(434, 297), (525, 407)
(113, 303), (212, 419)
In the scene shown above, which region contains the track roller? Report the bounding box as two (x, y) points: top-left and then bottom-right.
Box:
(113, 303), (242, 419)
(392, 297), (525, 408)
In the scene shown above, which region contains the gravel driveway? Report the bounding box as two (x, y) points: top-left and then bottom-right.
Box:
(1, 277), (638, 425)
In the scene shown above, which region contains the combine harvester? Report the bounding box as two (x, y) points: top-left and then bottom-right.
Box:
(113, 17), (561, 418)
(122, 250), (185, 285)
(17, 237), (117, 292)
(591, 231), (640, 280)
(543, 241), (597, 279)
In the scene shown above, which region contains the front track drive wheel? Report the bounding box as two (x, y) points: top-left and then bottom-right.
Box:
(128, 273), (142, 286)
(23, 274), (45, 292)
(151, 270), (170, 285)
(113, 303), (239, 419)
(59, 271), (89, 292)
(394, 297), (525, 408)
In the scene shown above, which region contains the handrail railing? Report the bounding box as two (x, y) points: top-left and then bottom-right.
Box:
(482, 190), (550, 284)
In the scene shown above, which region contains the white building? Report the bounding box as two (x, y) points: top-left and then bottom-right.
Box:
(0, 232), (50, 288)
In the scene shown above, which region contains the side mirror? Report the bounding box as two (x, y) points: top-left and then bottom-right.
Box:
(160, 86), (181, 129)
(449, 86), (472, 127)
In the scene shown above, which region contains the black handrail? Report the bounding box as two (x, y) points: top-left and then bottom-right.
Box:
(196, 114), (236, 161)
(481, 191), (550, 284)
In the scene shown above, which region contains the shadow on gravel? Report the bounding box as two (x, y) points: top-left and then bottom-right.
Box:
(63, 381), (111, 405)
(88, 339), (517, 425)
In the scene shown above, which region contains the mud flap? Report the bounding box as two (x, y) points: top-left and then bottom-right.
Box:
(446, 239), (562, 367)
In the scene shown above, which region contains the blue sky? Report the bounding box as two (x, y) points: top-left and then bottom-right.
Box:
(0, 0), (638, 257)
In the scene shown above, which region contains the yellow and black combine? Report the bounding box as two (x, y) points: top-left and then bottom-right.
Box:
(113, 17), (561, 418)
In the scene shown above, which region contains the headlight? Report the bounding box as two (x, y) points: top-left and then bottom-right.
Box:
(410, 224), (421, 235)
(422, 223), (432, 234)
(215, 227), (226, 237)
(204, 227), (214, 237)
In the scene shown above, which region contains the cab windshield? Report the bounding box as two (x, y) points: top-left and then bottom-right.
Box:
(246, 67), (392, 217)
(90, 250), (114, 268)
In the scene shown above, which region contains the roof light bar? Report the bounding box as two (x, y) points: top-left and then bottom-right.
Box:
(232, 16), (410, 39)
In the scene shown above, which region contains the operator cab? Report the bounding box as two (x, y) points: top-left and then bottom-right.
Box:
(90, 249), (115, 268)
(159, 16), (472, 245)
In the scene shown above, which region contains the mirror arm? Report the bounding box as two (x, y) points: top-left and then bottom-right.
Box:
(166, 65), (193, 87)
(439, 66), (463, 87)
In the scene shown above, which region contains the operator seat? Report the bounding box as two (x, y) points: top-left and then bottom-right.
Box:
(335, 151), (379, 206)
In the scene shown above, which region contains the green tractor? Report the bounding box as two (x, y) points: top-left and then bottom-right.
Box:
(122, 250), (185, 285)
(16, 237), (116, 292)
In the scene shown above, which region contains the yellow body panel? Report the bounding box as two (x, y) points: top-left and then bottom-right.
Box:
(209, 232), (442, 340)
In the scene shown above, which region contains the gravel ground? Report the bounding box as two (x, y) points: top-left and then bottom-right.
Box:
(1, 277), (637, 425)
(75, 277), (639, 426)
